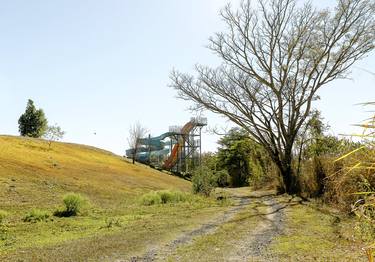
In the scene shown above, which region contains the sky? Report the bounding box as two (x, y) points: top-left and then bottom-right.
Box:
(0, 0), (374, 156)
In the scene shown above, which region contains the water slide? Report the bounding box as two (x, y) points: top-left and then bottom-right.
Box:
(162, 121), (196, 170)
(126, 117), (206, 170)
(125, 132), (174, 162)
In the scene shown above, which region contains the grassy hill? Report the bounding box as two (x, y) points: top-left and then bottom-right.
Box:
(0, 135), (224, 261)
(0, 135), (190, 212)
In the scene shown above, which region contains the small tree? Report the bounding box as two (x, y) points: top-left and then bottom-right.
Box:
(18, 99), (48, 138)
(127, 122), (148, 164)
(43, 124), (65, 149)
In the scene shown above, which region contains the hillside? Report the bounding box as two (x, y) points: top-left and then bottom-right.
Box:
(0, 135), (223, 260)
(0, 135), (190, 210)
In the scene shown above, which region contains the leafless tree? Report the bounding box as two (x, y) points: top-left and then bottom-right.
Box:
(43, 124), (65, 149)
(170, 0), (375, 194)
(127, 122), (148, 164)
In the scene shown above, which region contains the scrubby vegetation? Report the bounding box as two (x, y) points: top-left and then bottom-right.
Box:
(140, 190), (189, 205)
(62, 193), (87, 217)
(23, 209), (50, 223)
(191, 166), (218, 196)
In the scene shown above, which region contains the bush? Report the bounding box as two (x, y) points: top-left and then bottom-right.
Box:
(55, 193), (87, 217)
(0, 210), (8, 224)
(23, 209), (49, 223)
(215, 169), (231, 187)
(192, 166), (217, 196)
(140, 191), (162, 206)
(140, 190), (189, 206)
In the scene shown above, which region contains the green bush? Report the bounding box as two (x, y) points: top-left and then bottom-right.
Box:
(215, 169), (231, 187)
(192, 166), (218, 196)
(23, 209), (49, 223)
(54, 193), (88, 217)
(140, 191), (162, 206)
(140, 190), (189, 206)
(0, 210), (8, 224)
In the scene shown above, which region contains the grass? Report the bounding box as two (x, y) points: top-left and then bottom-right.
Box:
(270, 201), (365, 261)
(0, 135), (227, 260)
(139, 190), (190, 205)
(23, 209), (50, 223)
(167, 194), (368, 261)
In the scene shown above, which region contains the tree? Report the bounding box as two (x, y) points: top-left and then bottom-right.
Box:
(217, 128), (270, 187)
(43, 124), (65, 149)
(18, 99), (48, 138)
(170, 0), (375, 194)
(127, 122), (148, 164)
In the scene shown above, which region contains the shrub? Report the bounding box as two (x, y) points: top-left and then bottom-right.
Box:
(140, 191), (162, 206)
(0, 210), (8, 224)
(192, 166), (217, 196)
(23, 209), (49, 223)
(55, 193), (87, 217)
(215, 169), (231, 187)
(140, 190), (189, 206)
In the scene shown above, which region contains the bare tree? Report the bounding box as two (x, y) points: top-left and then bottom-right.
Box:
(170, 0), (375, 194)
(43, 124), (65, 149)
(127, 122), (148, 164)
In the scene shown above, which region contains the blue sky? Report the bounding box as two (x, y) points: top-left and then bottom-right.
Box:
(0, 0), (374, 155)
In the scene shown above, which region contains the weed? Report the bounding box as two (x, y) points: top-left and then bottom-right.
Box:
(140, 190), (189, 206)
(102, 217), (122, 229)
(23, 209), (49, 223)
(54, 193), (88, 217)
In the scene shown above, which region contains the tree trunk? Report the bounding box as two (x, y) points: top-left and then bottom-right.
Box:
(280, 164), (299, 195)
(275, 149), (300, 195)
(132, 149), (136, 164)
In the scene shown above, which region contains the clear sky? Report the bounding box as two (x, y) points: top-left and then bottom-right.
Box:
(0, 0), (374, 155)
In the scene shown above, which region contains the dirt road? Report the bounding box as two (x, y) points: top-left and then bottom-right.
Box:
(128, 188), (286, 262)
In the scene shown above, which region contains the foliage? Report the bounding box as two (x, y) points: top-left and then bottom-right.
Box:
(215, 169), (231, 188)
(296, 111), (361, 197)
(54, 193), (88, 217)
(140, 190), (189, 206)
(191, 166), (218, 196)
(18, 99), (48, 138)
(43, 124), (65, 149)
(326, 102), (375, 258)
(23, 209), (50, 223)
(217, 128), (272, 187)
(171, 0), (375, 194)
(200, 153), (231, 187)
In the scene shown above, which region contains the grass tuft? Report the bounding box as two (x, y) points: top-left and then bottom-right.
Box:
(140, 190), (189, 206)
(54, 193), (88, 217)
(23, 209), (50, 223)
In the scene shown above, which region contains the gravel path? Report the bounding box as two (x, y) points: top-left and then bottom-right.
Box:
(226, 196), (285, 261)
(125, 190), (285, 262)
(127, 192), (251, 262)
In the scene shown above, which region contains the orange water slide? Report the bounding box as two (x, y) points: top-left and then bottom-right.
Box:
(163, 121), (196, 170)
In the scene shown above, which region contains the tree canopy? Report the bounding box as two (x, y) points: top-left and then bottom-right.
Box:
(18, 99), (48, 138)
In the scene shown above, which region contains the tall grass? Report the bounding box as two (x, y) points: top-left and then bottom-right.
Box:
(140, 190), (189, 206)
(332, 102), (375, 260)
